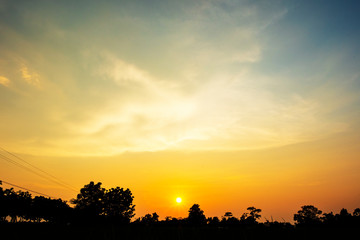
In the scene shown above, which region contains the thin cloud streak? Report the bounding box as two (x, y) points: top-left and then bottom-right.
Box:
(0, 75), (10, 87)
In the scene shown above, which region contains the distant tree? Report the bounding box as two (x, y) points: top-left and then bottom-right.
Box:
(0, 188), (33, 222)
(140, 212), (159, 224)
(0, 183), (71, 223)
(187, 204), (206, 225)
(339, 208), (351, 217)
(321, 212), (336, 225)
(103, 187), (135, 223)
(31, 196), (71, 223)
(353, 208), (360, 217)
(353, 208), (360, 225)
(239, 207), (262, 224)
(223, 211), (233, 219)
(294, 205), (322, 225)
(246, 206), (262, 223)
(207, 216), (220, 225)
(71, 181), (135, 223)
(0, 181), (6, 222)
(16, 190), (32, 222)
(152, 212), (159, 222)
(221, 211), (239, 225)
(3, 188), (19, 222)
(30, 196), (47, 222)
(336, 208), (352, 225)
(71, 181), (105, 219)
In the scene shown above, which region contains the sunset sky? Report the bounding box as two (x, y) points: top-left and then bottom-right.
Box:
(1, 0), (360, 221)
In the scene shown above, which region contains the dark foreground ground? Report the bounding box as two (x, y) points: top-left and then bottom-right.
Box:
(0, 222), (358, 240)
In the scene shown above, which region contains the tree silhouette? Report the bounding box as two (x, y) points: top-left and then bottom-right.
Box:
(336, 208), (352, 226)
(223, 211), (233, 220)
(321, 211), (336, 225)
(3, 188), (23, 222)
(240, 206), (262, 224)
(103, 187), (135, 223)
(138, 212), (159, 224)
(71, 181), (135, 223)
(0, 181), (71, 223)
(294, 205), (322, 225)
(2, 178), (360, 240)
(31, 196), (71, 223)
(187, 204), (206, 225)
(207, 216), (220, 226)
(0, 181), (6, 222)
(15, 190), (32, 222)
(353, 208), (360, 217)
(71, 181), (105, 220)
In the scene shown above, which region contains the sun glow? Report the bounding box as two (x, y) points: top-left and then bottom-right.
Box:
(176, 197), (182, 203)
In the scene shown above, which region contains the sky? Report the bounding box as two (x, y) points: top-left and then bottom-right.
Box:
(0, 0), (360, 221)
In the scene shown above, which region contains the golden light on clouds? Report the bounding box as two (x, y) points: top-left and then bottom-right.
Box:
(20, 65), (41, 88)
(0, 75), (10, 87)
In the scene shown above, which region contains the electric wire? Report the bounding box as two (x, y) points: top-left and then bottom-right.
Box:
(1, 180), (55, 198)
(0, 147), (77, 192)
(0, 153), (76, 192)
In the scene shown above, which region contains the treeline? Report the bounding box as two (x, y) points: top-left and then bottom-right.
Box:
(1, 180), (360, 228)
(0, 181), (134, 224)
(0, 184), (71, 223)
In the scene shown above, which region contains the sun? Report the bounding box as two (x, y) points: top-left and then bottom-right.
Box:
(176, 197), (182, 203)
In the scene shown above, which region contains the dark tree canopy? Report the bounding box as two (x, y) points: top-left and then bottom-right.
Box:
(353, 208), (360, 217)
(187, 204), (206, 225)
(224, 211), (233, 219)
(294, 205), (322, 225)
(71, 181), (135, 223)
(240, 206), (262, 224)
(0, 181), (71, 223)
(71, 181), (105, 217)
(136, 212), (159, 224)
(104, 187), (135, 222)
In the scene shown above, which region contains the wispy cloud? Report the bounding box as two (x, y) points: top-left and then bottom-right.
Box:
(38, 51), (346, 156)
(0, 75), (10, 87)
(20, 64), (41, 88)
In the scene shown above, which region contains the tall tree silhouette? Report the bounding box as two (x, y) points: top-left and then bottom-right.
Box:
(103, 187), (135, 223)
(187, 204), (206, 225)
(71, 181), (105, 220)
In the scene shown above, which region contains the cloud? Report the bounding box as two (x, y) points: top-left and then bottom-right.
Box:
(20, 64), (41, 88)
(0, 0), (355, 157)
(0, 75), (10, 87)
(36, 52), (346, 156)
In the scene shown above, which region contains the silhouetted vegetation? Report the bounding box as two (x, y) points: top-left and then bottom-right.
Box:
(0, 181), (71, 223)
(70, 181), (135, 224)
(1, 180), (359, 240)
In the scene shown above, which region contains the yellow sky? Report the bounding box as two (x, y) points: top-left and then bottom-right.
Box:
(1, 129), (359, 221)
(1, 0), (360, 222)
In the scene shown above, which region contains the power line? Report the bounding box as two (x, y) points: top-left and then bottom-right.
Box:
(0, 146), (77, 191)
(0, 153), (76, 192)
(1, 180), (55, 198)
(0, 146), (77, 192)
(0, 153), (56, 183)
